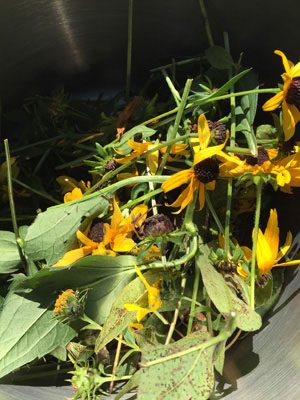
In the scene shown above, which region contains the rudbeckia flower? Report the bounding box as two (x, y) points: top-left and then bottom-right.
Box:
(56, 175), (91, 202)
(52, 199), (148, 267)
(161, 114), (233, 213)
(262, 50), (300, 141)
(255, 209), (300, 276)
(114, 140), (189, 175)
(123, 263), (162, 322)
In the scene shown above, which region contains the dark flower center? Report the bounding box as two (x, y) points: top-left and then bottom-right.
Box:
(141, 214), (174, 238)
(194, 158), (219, 183)
(105, 159), (118, 172)
(208, 120), (227, 144)
(246, 147), (270, 166)
(286, 78), (300, 109)
(88, 219), (106, 242)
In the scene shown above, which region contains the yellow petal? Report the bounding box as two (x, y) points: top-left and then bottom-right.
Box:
(276, 170), (291, 186)
(262, 91), (284, 112)
(111, 234), (135, 252)
(198, 182), (205, 210)
(193, 142), (226, 166)
(128, 140), (148, 152)
(274, 259), (300, 267)
(282, 101), (299, 141)
(241, 246), (252, 262)
(77, 230), (98, 248)
(114, 152), (140, 164)
(126, 204), (148, 228)
(52, 246), (92, 267)
(198, 114), (211, 150)
(167, 178), (198, 214)
(161, 169), (194, 193)
(256, 228), (275, 275)
(146, 149), (159, 175)
(111, 197), (125, 231)
(264, 209), (279, 259)
(64, 187), (84, 203)
(274, 50), (292, 75)
(276, 231), (292, 262)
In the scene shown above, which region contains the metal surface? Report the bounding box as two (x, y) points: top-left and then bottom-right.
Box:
(0, 1), (300, 399)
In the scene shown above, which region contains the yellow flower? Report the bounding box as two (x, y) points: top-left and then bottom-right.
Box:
(255, 209), (300, 276)
(262, 50), (300, 141)
(114, 140), (189, 175)
(56, 176), (91, 202)
(161, 114), (233, 213)
(123, 264), (162, 322)
(53, 289), (76, 314)
(52, 199), (148, 266)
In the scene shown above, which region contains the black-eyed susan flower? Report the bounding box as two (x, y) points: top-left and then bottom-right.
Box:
(262, 50), (300, 141)
(56, 175), (91, 202)
(52, 198), (148, 267)
(114, 140), (189, 175)
(255, 209), (300, 276)
(123, 263), (162, 322)
(161, 114), (233, 213)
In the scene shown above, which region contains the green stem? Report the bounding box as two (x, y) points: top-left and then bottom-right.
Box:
(250, 178), (263, 309)
(157, 79), (193, 176)
(126, 0), (133, 102)
(140, 312), (236, 367)
(198, 0), (214, 47)
(161, 68), (181, 106)
(150, 56), (204, 73)
(187, 250), (200, 335)
(4, 139), (27, 274)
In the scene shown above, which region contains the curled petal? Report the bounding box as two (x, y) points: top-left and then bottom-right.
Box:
(128, 140), (148, 152)
(275, 50), (292, 75)
(166, 178), (199, 214)
(77, 230), (98, 248)
(198, 114), (211, 150)
(256, 228), (275, 276)
(276, 231), (292, 263)
(262, 91), (284, 112)
(282, 101), (300, 141)
(193, 141), (227, 166)
(64, 188), (84, 203)
(146, 149), (159, 175)
(198, 183), (205, 210)
(162, 169), (194, 193)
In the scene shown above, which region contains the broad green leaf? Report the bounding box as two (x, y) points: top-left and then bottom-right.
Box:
(24, 193), (110, 265)
(114, 370), (141, 400)
(229, 290), (262, 331)
(256, 269), (284, 318)
(0, 290), (76, 379)
(95, 269), (165, 352)
(237, 69), (259, 126)
(197, 247), (261, 331)
(0, 231), (21, 274)
(138, 331), (214, 400)
(235, 105), (258, 157)
(254, 275), (273, 308)
(13, 255), (137, 325)
(197, 247), (233, 314)
(205, 46), (234, 70)
(214, 341), (226, 375)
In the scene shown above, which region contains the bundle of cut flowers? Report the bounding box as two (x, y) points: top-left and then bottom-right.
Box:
(1, 47), (300, 400)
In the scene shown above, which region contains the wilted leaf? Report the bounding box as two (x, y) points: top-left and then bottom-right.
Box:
(0, 231), (21, 274)
(24, 194), (110, 265)
(138, 331), (215, 400)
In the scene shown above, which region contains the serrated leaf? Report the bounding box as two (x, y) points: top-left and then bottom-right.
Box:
(138, 331), (214, 400)
(205, 46), (234, 70)
(13, 255), (138, 325)
(24, 194), (110, 265)
(0, 290), (76, 379)
(95, 269), (165, 352)
(0, 231), (21, 274)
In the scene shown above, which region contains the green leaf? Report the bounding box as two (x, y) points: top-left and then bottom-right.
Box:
(254, 275), (273, 308)
(214, 341), (226, 375)
(205, 46), (234, 70)
(13, 255), (138, 325)
(0, 231), (21, 274)
(0, 290), (76, 379)
(114, 370), (141, 400)
(197, 246), (261, 331)
(95, 269), (164, 352)
(237, 69), (259, 126)
(197, 247), (233, 314)
(138, 331), (214, 400)
(113, 125), (156, 153)
(235, 105), (258, 157)
(24, 194), (110, 265)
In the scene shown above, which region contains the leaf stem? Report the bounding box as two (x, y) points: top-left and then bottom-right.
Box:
(4, 139), (27, 274)
(250, 178), (263, 309)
